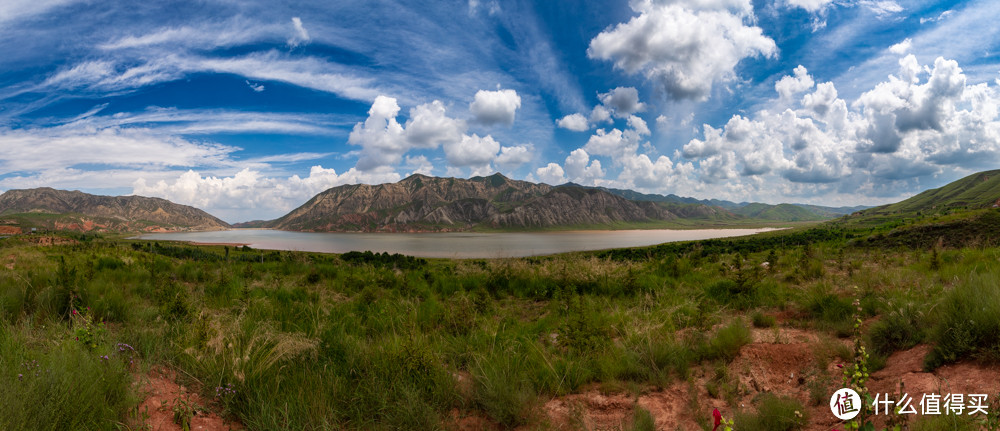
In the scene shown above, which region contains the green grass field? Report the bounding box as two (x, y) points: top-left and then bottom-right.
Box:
(3, 211), (1000, 429)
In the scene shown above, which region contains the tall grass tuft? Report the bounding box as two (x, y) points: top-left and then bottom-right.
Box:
(925, 272), (1000, 370)
(470, 337), (538, 427)
(733, 393), (808, 431)
(0, 323), (137, 430)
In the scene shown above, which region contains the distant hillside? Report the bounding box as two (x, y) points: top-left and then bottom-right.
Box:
(565, 183), (864, 221)
(792, 204), (871, 218)
(575, 184), (745, 210)
(231, 220), (270, 229)
(845, 170), (1000, 225)
(265, 173), (739, 232)
(0, 188), (229, 233)
(873, 170), (1000, 213)
(732, 203), (827, 222)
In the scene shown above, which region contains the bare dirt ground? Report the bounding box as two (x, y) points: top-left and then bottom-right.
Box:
(0, 225), (21, 235)
(448, 327), (1000, 431)
(19, 235), (78, 246)
(136, 367), (243, 431)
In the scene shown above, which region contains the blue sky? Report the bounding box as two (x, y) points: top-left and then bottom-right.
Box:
(2, 0), (999, 222)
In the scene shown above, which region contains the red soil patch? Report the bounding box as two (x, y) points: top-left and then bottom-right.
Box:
(868, 344), (1000, 425)
(137, 367), (242, 431)
(20, 235), (78, 246)
(449, 409), (501, 431)
(54, 220), (108, 232)
(638, 383), (725, 430)
(750, 326), (824, 344)
(537, 381), (726, 430)
(731, 343), (813, 395)
(0, 225), (21, 235)
(542, 391), (638, 430)
(518, 337), (1000, 431)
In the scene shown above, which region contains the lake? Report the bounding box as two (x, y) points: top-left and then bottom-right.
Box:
(136, 228), (781, 258)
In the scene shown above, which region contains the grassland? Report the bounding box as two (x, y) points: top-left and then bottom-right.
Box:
(3, 209), (1000, 429)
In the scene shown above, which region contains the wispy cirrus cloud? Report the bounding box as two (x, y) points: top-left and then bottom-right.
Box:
(39, 51), (383, 102)
(59, 108), (354, 136)
(0, 0), (80, 26)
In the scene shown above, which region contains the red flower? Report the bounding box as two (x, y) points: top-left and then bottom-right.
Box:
(72, 309), (78, 315)
(712, 408), (722, 431)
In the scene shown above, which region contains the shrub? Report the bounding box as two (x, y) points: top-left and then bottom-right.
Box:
(910, 413), (980, 431)
(803, 287), (854, 336)
(925, 273), (1000, 370)
(699, 320), (752, 362)
(470, 340), (538, 427)
(733, 393), (808, 431)
(867, 302), (924, 356)
(751, 311), (776, 328)
(626, 405), (656, 431)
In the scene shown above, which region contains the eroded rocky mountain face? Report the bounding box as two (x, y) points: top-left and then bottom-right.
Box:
(0, 187), (230, 232)
(267, 173), (732, 232)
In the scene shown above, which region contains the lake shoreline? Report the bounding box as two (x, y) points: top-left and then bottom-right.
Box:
(135, 227), (787, 259)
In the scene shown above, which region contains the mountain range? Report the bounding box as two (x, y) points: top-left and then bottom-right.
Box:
(569, 183), (869, 216)
(0, 187), (229, 233)
(4, 170), (1000, 234)
(241, 173), (869, 232)
(252, 173), (739, 232)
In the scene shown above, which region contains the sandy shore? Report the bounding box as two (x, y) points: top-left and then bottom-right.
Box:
(178, 241), (250, 247)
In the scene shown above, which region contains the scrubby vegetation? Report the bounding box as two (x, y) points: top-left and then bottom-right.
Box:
(3, 209), (1000, 429)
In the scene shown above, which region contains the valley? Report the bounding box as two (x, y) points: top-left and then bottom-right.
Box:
(2, 170), (1000, 430)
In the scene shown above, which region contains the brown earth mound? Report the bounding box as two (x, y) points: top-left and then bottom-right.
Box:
(137, 367), (242, 431)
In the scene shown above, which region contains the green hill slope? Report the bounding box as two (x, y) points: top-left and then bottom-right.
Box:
(873, 170), (1000, 214)
(733, 203), (827, 221)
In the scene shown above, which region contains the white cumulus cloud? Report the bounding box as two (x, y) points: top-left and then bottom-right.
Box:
(774, 65), (815, 101)
(563, 149), (605, 184)
(888, 38), (912, 55)
(556, 113), (589, 131)
(347, 95), (408, 171)
(627, 115), (650, 136)
(588, 0), (776, 100)
(495, 145), (533, 170)
(671, 54), (1000, 203)
(404, 100), (465, 149)
(132, 165), (400, 222)
(470, 88), (521, 126)
(534, 163), (566, 185)
(444, 133), (501, 167)
(598, 87), (646, 117)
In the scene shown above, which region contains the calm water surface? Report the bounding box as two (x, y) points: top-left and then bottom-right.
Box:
(137, 228), (780, 258)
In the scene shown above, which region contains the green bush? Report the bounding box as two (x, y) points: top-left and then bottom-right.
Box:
(803, 287), (854, 336)
(867, 303), (924, 356)
(925, 273), (1000, 370)
(910, 412), (979, 431)
(699, 320), (752, 362)
(751, 311), (776, 328)
(627, 405), (656, 431)
(733, 393), (808, 431)
(470, 339), (538, 427)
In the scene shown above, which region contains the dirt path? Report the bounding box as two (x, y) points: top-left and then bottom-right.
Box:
(137, 367), (243, 431)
